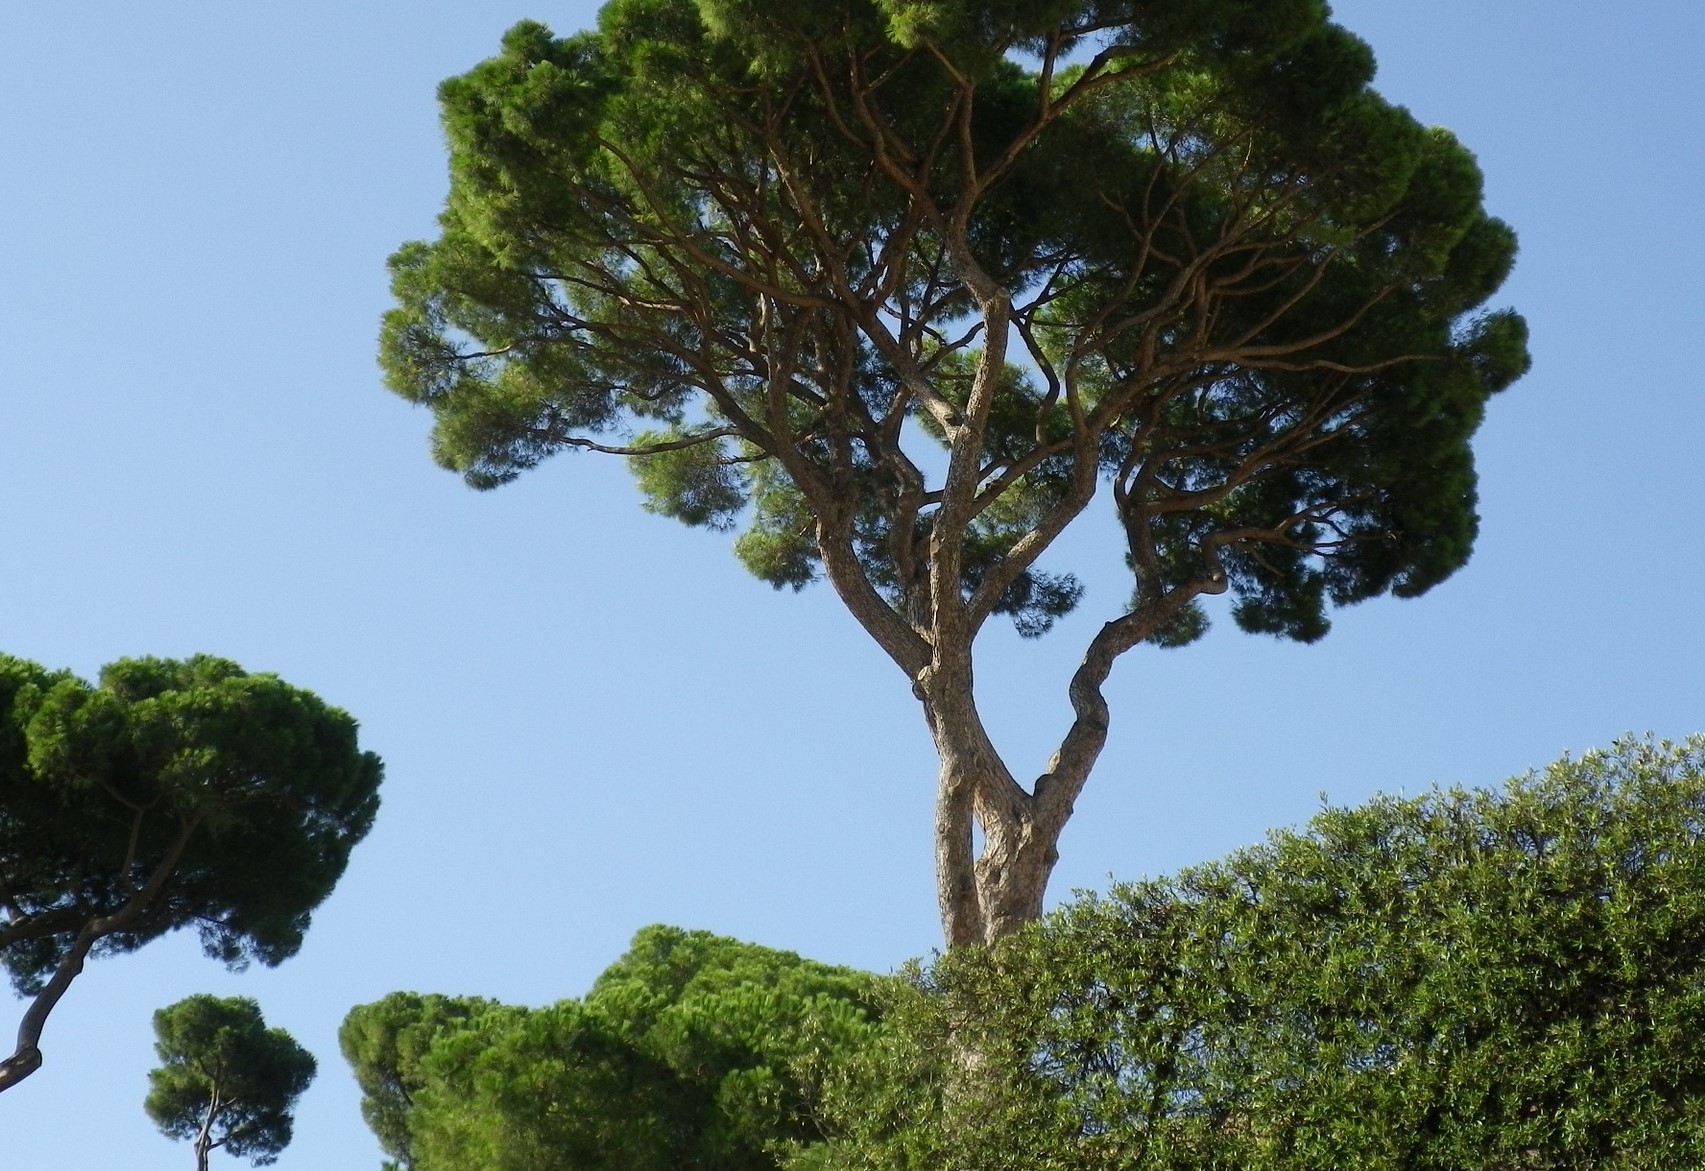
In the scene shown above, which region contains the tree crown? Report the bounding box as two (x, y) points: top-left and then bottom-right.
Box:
(383, 0), (1527, 650)
(342, 925), (883, 1171)
(146, 995), (316, 1166)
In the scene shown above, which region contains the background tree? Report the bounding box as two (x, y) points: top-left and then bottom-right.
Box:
(339, 992), (503, 1171)
(381, 0), (1529, 946)
(342, 925), (883, 1171)
(0, 654), (382, 1091)
(145, 995), (316, 1171)
(811, 737), (1705, 1170)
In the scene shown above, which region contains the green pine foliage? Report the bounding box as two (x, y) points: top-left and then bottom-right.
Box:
(341, 925), (884, 1171)
(0, 652), (381, 1091)
(338, 992), (504, 1170)
(812, 738), (1705, 1169)
(0, 654), (381, 987)
(380, 0), (1528, 646)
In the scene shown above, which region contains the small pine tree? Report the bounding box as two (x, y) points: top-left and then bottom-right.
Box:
(145, 996), (316, 1171)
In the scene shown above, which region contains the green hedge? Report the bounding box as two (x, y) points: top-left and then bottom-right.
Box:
(813, 737), (1705, 1171)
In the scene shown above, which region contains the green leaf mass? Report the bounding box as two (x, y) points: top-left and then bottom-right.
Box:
(818, 738), (1705, 1169)
(341, 925), (882, 1171)
(145, 994), (316, 1167)
(0, 652), (382, 990)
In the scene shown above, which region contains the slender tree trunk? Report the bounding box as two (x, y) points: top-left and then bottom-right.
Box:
(0, 925), (98, 1092)
(194, 1092), (219, 1171)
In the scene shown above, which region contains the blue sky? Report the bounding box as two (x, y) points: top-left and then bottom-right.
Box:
(2, 1), (1701, 1165)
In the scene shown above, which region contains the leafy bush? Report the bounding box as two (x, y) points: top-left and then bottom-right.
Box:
(814, 737), (1705, 1170)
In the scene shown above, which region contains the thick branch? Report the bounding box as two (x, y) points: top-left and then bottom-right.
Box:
(1033, 561), (1229, 837)
(0, 814), (203, 1093)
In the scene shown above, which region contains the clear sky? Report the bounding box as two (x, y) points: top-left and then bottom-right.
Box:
(1, 1), (1701, 1165)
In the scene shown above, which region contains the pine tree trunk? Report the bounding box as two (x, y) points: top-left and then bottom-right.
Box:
(934, 761), (1066, 947)
(920, 599), (1216, 947)
(922, 662), (1070, 948)
(195, 1088), (218, 1171)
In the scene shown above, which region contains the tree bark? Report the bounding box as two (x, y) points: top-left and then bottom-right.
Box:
(195, 1088), (220, 1171)
(928, 730), (1065, 947)
(921, 574), (1228, 948)
(920, 654), (1057, 949)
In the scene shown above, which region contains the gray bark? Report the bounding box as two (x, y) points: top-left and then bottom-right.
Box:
(912, 569), (1228, 948)
(195, 1093), (218, 1171)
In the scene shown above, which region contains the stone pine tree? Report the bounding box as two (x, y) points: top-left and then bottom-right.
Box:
(0, 654), (381, 1090)
(146, 995), (317, 1171)
(381, 0), (1529, 946)
(341, 925), (882, 1171)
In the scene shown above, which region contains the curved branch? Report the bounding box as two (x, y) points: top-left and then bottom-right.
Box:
(1031, 558), (1229, 836)
(560, 428), (740, 458)
(0, 813), (204, 1093)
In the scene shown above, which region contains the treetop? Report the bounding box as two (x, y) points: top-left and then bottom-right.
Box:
(385, 0), (1527, 651)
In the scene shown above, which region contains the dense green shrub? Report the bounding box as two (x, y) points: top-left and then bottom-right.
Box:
(813, 738), (1705, 1170)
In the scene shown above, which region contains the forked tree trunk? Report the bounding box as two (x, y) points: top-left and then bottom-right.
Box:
(194, 1089), (221, 1171)
(920, 660), (1077, 948)
(918, 581), (1225, 948)
(930, 751), (1059, 947)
